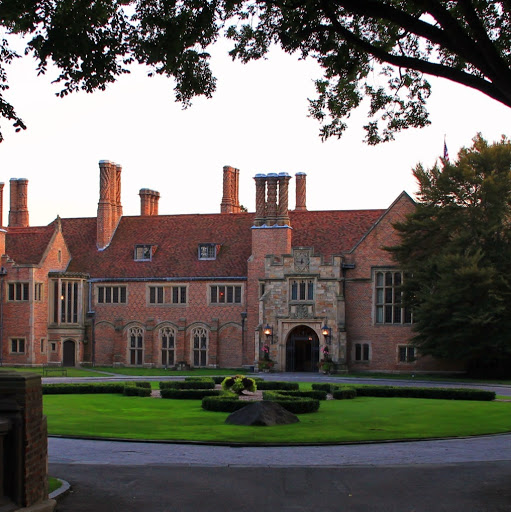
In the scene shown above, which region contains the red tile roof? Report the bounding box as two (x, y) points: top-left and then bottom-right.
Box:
(290, 209), (385, 260)
(5, 225), (56, 265)
(61, 214), (255, 278)
(56, 208), (385, 279)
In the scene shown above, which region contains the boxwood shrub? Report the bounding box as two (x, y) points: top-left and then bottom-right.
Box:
(123, 385), (151, 397)
(262, 391), (320, 413)
(185, 377), (216, 385)
(333, 385), (495, 401)
(201, 395), (249, 413)
(160, 388), (225, 399)
(133, 381), (152, 389)
(159, 380), (215, 390)
(311, 383), (334, 393)
(277, 390), (328, 400)
(332, 387), (357, 400)
(255, 381), (299, 391)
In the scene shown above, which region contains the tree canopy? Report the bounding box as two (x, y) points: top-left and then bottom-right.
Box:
(390, 134), (511, 376)
(0, 1), (510, 142)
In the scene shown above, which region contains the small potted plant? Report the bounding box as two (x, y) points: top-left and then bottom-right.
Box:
(258, 344), (274, 372)
(318, 345), (334, 374)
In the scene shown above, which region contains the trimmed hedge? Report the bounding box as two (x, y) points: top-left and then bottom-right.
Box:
(159, 380), (215, 390)
(333, 385), (495, 401)
(133, 381), (152, 389)
(201, 396), (249, 413)
(311, 383), (334, 393)
(160, 388), (225, 399)
(123, 386), (151, 397)
(262, 391), (320, 413)
(277, 390), (328, 400)
(185, 377), (216, 384)
(332, 388), (357, 400)
(256, 381), (299, 391)
(43, 383), (126, 395)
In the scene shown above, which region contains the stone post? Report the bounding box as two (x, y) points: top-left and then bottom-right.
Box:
(0, 371), (55, 511)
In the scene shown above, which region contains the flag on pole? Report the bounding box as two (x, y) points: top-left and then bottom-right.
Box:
(443, 136), (449, 162)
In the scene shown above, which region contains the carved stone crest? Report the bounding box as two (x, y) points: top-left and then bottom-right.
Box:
(291, 304), (310, 318)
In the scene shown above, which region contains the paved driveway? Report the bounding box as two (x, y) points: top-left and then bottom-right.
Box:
(48, 373), (511, 511)
(49, 436), (511, 512)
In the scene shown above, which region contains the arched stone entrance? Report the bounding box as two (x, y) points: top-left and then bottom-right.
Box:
(285, 325), (319, 372)
(62, 339), (76, 367)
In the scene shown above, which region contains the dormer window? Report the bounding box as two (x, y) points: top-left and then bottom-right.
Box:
(134, 245), (153, 261)
(198, 243), (216, 260)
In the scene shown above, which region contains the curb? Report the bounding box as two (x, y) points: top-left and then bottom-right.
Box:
(49, 478), (71, 501)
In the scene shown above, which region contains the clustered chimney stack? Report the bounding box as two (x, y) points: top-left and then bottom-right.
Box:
(139, 189), (160, 216)
(97, 160), (123, 250)
(221, 165), (241, 213)
(295, 172), (307, 211)
(8, 178), (29, 228)
(253, 173), (291, 227)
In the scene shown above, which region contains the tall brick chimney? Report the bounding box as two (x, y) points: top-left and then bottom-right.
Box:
(221, 165), (241, 213)
(9, 178), (29, 228)
(295, 172), (307, 211)
(253, 173), (291, 227)
(115, 164), (123, 222)
(139, 189), (160, 216)
(277, 173), (291, 226)
(97, 160), (122, 250)
(151, 191), (160, 215)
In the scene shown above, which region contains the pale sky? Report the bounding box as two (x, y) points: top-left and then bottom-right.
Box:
(1, 38), (510, 226)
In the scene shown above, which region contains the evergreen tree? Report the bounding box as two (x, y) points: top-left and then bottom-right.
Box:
(390, 134), (511, 376)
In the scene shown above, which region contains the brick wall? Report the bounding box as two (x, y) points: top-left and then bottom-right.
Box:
(91, 280), (246, 367)
(344, 193), (458, 372)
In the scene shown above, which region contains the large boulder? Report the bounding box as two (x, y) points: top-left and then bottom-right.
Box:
(225, 401), (299, 426)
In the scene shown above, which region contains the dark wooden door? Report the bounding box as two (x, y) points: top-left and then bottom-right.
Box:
(63, 340), (76, 367)
(286, 326), (319, 372)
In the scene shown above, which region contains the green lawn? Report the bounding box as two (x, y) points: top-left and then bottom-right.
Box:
(91, 366), (251, 377)
(0, 366), (104, 377)
(344, 372), (511, 385)
(43, 393), (511, 444)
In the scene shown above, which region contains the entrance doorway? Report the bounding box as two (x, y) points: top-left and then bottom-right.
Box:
(63, 340), (76, 367)
(285, 326), (319, 372)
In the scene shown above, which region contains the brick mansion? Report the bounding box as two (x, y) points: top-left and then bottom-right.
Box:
(0, 163), (457, 373)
